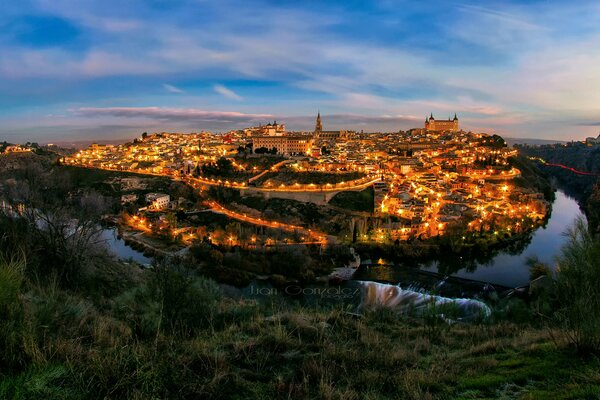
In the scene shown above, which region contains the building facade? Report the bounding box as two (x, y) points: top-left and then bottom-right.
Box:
(252, 135), (313, 155)
(425, 113), (459, 132)
(145, 193), (170, 209)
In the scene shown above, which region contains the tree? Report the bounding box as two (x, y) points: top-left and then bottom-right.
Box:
(554, 218), (600, 353)
(216, 157), (233, 172)
(587, 181), (600, 234)
(254, 147), (268, 154)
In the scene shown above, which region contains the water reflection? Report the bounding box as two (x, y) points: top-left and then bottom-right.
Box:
(355, 191), (583, 288)
(100, 228), (151, 265)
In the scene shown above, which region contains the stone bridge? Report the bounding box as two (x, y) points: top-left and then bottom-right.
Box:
(243, 178), (380, 205)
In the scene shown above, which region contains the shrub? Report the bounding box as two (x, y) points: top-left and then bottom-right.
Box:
(526, 256), (552, 281)
(554, 218), (600, 353)
(116, 259), (222, 338)
(0, 255), (27, 371)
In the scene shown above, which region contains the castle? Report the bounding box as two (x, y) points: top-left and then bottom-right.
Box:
(425, 113), (459, 132)
(243, 121), (285, 136)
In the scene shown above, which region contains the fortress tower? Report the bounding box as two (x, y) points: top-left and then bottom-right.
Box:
(425, 113), (459, 132)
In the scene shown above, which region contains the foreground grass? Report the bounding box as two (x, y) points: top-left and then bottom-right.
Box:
(2, 276), (600, 400)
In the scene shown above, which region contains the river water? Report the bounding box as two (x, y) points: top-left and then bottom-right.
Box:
(102, 190), (583, 290)
(100, 228), (152, 265)
(354, 190), (584, 288)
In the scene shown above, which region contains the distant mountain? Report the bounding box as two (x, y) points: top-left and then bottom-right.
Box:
(504, 137), (567, 146)
(44, 138), (131, 149)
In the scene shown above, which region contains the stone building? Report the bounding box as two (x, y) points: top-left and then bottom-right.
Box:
(425, 113), (459, 132)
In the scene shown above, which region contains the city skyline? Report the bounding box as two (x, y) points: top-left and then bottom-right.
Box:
(2, 0), (600, 142)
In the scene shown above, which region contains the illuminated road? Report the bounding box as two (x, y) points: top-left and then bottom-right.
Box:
(530, 157), (598, 176)
(186, 175), (380, 193)
(205, 200), (327, 244)
(66, 163), (378, 193)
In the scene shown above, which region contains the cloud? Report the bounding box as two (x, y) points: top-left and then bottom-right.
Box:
(213, 84), (243, 101)
(456, 4), (543, 32)
(73, 107), (272, 123)
(280, 113), (421, 132)
(2, 1), (600, 140)
(162, 83), (184, 94)
(576, 121), (600, 126)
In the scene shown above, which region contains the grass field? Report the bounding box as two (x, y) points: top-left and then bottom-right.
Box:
(2, 274), (599, 400)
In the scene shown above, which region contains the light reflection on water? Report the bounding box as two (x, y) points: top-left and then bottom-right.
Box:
(101, 191), (583, 290)
(100, 228), (152, 265)
(356, 190), (583, 288)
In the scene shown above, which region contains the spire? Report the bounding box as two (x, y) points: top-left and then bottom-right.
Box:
(315, 111), (323, 133)
(430, 112), (434, 120)
(453, 113), (458, 121)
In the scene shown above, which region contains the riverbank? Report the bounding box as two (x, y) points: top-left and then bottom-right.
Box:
(100, 189), (575, 292)
(353, 190), (582, 288)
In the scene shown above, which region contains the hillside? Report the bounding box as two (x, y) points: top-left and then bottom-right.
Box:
(519, 143), (600, 232)
(2, 150), (600, 399)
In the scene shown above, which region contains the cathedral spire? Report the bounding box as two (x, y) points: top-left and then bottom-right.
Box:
(315, 111), (323, 133)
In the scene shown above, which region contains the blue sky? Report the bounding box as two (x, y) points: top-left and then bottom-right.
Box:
(1, 0), (600, 143)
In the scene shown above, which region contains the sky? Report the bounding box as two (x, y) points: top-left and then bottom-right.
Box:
(2, 0), (600, 143)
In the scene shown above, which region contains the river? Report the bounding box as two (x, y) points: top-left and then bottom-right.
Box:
(354, 190), (584, 288)
(100, 228), (152, 265)
(102, 190), (583, 290)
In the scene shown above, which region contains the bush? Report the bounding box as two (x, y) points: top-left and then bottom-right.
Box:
(554, 218), (600, 353)
(526, 256), (552, 281)
(0, 256), (27, 371)
(115, 259), (222, 338)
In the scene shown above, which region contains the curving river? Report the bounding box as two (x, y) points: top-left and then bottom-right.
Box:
(354, 190), (584, 288)
(102, 190), (583, 290)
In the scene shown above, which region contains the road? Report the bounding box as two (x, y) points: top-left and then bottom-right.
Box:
(204, 200), (327, 244)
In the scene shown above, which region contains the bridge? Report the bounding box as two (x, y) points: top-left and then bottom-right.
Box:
(240, 178), (378, 205)
(67, 164), (380, 206)
(187, 176), (381, 205)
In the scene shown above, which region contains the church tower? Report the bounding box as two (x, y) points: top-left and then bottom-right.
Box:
(315, 111), (323, 133)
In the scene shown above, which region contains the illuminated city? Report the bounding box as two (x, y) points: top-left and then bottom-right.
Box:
(63, 113), (547, 248)
(2, 1), (600, 398)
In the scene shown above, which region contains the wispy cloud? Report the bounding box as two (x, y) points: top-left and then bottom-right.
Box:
(74, 107), (272, 123)
(576, 121), (600, 126)
(213, 84), (243, 101)
(456, 4), (543, 31)
(163, 83), (184, 94)
(2, 1), (600, 140)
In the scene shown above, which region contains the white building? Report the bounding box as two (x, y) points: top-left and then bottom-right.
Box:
(145, 193), (170, 209)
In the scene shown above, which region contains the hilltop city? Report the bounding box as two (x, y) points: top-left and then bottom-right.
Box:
(58, 113), (550, 251)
